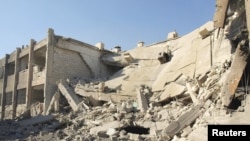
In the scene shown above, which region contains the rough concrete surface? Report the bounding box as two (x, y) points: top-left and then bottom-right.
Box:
(0, 0), (250, 141)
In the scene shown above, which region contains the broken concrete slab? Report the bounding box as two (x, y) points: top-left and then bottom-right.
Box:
(58, 80), (81, 111)
(156, 82), (186, 103)
(186, 82), (199, 104)
(46, 91), (60, 115)
(164, 104), (203, 137)
(221, 40), (249, 107)
(152, 71), (182, 92)
(18, 115), (54, 126)
(89, 121), (122, 136)
(75, 83), (136, 104)
(136, 88), (148, 112)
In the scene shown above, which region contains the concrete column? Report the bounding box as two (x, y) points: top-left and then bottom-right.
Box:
(1, 54), (9, 121)
(12, 48), (21, 119)
(44, 28), (55, 114)
(25, 39), (35, 113)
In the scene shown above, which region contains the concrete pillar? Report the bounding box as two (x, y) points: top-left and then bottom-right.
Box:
(25, 39), (35, 113)
(12, 48), (21, 119)
(1, 54), (9, 121)
(44, 28), (55, 114)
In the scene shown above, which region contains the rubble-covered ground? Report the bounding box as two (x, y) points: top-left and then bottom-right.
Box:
(1, 61), (250, 141)
(1, 1), (250, 140)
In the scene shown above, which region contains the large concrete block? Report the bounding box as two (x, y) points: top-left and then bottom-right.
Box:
(58, 80), (81, 111)
(18, 115), (54, 126)
(90, 121), (121, 135)
(157, 82), (186, 102)
(136, 88), (148, 112)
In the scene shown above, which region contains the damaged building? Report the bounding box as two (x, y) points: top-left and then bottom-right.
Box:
(0, 29), (121, 120)
(0, 0), (250, 140)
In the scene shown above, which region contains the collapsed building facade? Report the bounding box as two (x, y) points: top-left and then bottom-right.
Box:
(0, 29), (120, 120)
(0, 0), (250, 140)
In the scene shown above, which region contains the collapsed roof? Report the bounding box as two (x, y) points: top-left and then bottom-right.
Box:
(0, 0), (250, 140)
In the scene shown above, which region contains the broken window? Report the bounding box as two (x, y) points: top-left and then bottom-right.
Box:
(7, 62), (15, 75)
(20, 56), (28, 71)
(158, 50), (172, 64)
(17, 89), (26, 104)
(5, 92), (12, 105)
(34, 47), (46, 72)
(32, 88), (44, 104)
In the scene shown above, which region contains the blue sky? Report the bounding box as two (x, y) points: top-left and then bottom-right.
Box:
(0, 0), (215, 58)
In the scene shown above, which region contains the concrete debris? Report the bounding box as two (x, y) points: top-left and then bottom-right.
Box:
(46, 91), (60, 115)
(221, 40), (249, 107)
(136, 87), (148, 112)
(156, 82), (186, 103)
(186, 82), (199, 104)
(18, 115), (55, 126)
(1, 1), (250, 140)
(58, 79), (81, 111)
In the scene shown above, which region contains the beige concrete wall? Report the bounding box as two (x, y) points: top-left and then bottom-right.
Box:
(32, 70), (45, 86)
(20, 55), (28, 71)
(16, 104), (26, 117)
(6, 75), (14, 92)
(4, 105), (12, 119)
(17, 70), (28, 89)
(56, 38), (111, 78)
(7, 52), (16, 63)
(19, 47), (29, 58)
(52, 47), (92, 80)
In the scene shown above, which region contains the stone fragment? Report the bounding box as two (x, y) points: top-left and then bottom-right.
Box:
(136, 87), (148, 112)
(199, 27), (211, 39)
(157, 82), (186, 102)
(90, 121), (121, 136)
(58, 80), (81, 111)
(19, 115), (54, 126)
(181, 126), (192, 137)
(106, 128), (118, 136)
(186, 82), (199, 104)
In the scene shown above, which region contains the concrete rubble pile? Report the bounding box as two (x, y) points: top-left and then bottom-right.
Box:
(1, 61), (250, 141)
(1, 0), (250, 141)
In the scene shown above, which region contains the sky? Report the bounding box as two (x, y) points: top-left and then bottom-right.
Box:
(0, 0), (215, 58)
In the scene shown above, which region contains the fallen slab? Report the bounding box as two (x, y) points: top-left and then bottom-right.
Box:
(221, 40), (249, 107)
(90, 121), (122, 136)
(156, 82), (186, 103)
(75, 83), (136, 104)
(18, 115), (54, 126)
(46, 91), (60, 115)
(58, 80), (81, 111)
(164, 104), (203, 137)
